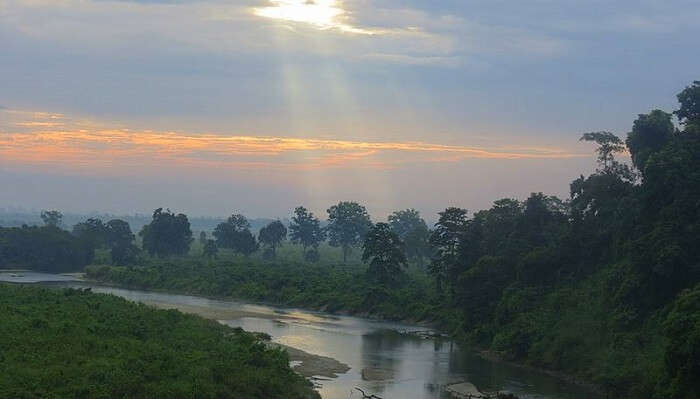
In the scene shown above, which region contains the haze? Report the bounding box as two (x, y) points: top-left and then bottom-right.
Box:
(2, 0), (699, 218)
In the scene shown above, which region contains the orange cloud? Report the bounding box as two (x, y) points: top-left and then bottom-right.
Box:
(0, 109), (586, 173)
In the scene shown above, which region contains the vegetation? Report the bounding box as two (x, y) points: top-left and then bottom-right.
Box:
(0, 284), (317, 399)
(288, 206), (326, 262)
(326, 201), (372, 263)
(140, 208), (193, 257)
(213, 214), (258, 257)
(362, 222), (407, 286)
(6, 80), (700, 399)
(0, 225), (93, 272)
(258, 220), (287, 260)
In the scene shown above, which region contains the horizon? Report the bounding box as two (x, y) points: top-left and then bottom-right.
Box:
(2, 0), (699, 219)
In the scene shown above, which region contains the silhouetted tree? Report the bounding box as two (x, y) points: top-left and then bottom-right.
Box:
(326, 201), (372, 263)
(106, 219), (138, 265)
(675, 80), (700, 128)
(288, 206), (326, 254)
(429, 207), (468, 293)
(388, 208), (430, 267)
(259, 220), (287, 259)
(626, 110), (674, 172)
(213, 214), (258, 256)
(362, 222), (407, 285)
(580, 131), (626, 170)
(40, 210), (63, 227)
(139, 208), (193, 257)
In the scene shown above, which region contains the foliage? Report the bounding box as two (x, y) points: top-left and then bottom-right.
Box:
(40, 209), (63, 227)
(362, 222), (407, 285)
(326, 201), (372, 263)
(86, 259), (438, 322)
(140, 208), (193, 257)
(388, 209), (430, 267)
(675, 80), (700, 127)
(626, 110), (675, 172)
(258, 221), (287, 259)
(213, 214), (258, 256)
(0, 284), (317, 399)
(288, 206), (326, 254)
(0, 225), (92, 272)
(36, 79), (700, 399)
(428, 207), (468, 293)
(580, 131), (626, 169)
(203, 239), (218, 259)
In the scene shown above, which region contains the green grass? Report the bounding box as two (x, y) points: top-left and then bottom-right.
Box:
(0, 284), (318, 399)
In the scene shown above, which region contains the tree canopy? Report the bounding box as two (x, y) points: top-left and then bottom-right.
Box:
(139, 208), (193, 257)
(288, 206), (326, 257)
(213, 214), (258, 256)
(259, 220), (287, 259)
(362, 222), (407, 285)
(326, 201), (372, 263)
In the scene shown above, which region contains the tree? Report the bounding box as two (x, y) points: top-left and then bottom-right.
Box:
(580, 131), (626, 170)
(388, 209), (430, 267)
(199, 231), (207, 246)
(288, 206), (326, 254)
(139, 208), (193, 257)
(258, 220), (287, 259)
(362, 222), (407, 285)
(106, 219), (138, 265)
(626, 110), (674, 172)
(675, 80), (700, 128)
(40, 210), (63, 227)
(326, 201), (372, 263)
(202, 239), (218, 259)
(213, 214), (258, 256)
(429, 207), (468, 292)
(72, 218), (109, 250)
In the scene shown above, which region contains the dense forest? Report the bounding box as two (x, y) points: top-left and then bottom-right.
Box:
(0, 284), (317, 399)
(2, 81), (700, 398)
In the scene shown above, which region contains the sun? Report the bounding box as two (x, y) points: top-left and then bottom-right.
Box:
(253, 0), (374, 34)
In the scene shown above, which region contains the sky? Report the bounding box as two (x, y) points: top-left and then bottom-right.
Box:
(1, 0), (699, 220)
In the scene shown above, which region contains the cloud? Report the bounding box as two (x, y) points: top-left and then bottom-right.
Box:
(0, 109), (586, 174)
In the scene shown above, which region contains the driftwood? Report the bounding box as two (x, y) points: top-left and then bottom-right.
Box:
(353, 387), (383, 399)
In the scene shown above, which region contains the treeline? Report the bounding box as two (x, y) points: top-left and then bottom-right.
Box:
(85, 81), (700, 399)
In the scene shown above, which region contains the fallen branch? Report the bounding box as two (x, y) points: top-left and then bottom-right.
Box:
(354, 387), (383, 399)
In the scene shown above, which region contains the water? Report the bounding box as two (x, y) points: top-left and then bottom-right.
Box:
(0, 272), (597, 399)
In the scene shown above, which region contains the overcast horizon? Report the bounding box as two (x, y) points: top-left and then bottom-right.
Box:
(2, 0), (699, 219)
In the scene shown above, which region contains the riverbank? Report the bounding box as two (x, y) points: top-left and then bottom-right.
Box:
(83, 265), (605, 398)
(0, 283), (319, 399)
(142, 300), (352, 379)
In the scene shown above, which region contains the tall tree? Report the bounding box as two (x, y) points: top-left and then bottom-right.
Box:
(72, 218), (109, 250)
(387, 209), (430, 267)
(139, 208), (193, 257)
(258, 220), (287, 259)
(106, 219), (138, 265)
(288, 206), (326, 258)
(429, 207), (468, 292)
(675, 80), (700, 128)
(213, 214), (258, 256)
(362, 222), (407, 285)
(580, 131), (626, 170)
(40, 210), (63, 227)
(626, 110), (674, 172)
(326, 201), (372, 263)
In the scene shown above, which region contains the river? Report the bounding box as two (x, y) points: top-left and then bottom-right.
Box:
(1, 272), (596, 399)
